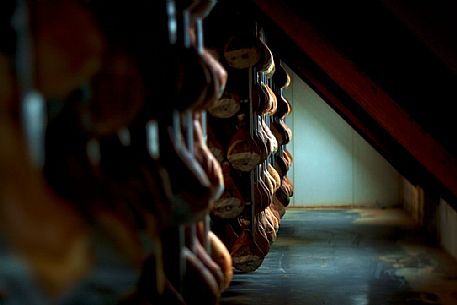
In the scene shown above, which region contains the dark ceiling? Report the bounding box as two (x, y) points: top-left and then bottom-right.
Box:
(276, 0), (457, 156)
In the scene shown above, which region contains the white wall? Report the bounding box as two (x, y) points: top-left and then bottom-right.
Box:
(402, 179), (425, 224)
(283, 67), (402, 207)
(438, 199), (457, 260)
(402, 180), (457, 260)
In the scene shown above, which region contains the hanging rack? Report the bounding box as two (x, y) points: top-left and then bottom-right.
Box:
(157, 0), (186, 294)
(148, 0), (178, 160)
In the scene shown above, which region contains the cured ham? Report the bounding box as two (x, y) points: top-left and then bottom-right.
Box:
(227, 117), (262, 172)
(207, 91), (240, 119)
(35, 0), (104, 99)
(230, 229), (269, 273)
(208, 231), (233, 291)
(158, 123), (212, 222)
(192, 116), (224, 202)
(272, 62), (291, 89)
(182, 247), (220, 305)
(223, 35), (262, 69)
(212, 162), (245, 219)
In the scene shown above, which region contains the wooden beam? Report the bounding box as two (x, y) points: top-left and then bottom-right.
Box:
(254, 0), (457, 201)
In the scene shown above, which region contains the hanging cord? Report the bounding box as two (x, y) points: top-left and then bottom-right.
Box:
(13, 0), (47, 169)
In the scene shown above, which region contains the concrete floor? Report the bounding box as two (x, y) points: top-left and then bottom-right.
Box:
(221, 208), (457, 305)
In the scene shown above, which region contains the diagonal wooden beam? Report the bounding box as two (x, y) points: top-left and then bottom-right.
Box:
(254, 0), (457, 201)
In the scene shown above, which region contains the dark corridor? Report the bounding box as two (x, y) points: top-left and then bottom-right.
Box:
(221, 208), (457, 305)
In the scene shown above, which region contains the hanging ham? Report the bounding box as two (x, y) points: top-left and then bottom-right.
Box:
(257, 210), (276, 243)
(192, 116), (224, 202)
(185, 229), (225, 294)
(257, 39), (275, 79)
(212, 162), (245, 219)
(207, 126), (226, 163)
(34, 0), (105, 99)
(210, 221), (240, 251)
(182, 247), (220, 305)
(84, 51), (144, 137)
(255, 174), (273, 214)
(252, 82), (271, 114)
(227, 116), (262, 172)
(196, 48), (228, 110)
(272, 149), (290, 178)
(208, 231), (233, 291)
(158, 122), (212, 223)
(263, 83), (278, 115)
(223, 35), (262, 69)
(260, 118), (278, 154)
(230, 228), (269, 273)
(272, 62), (291, 89)
(207, 90), (241, 119)
(267, 163), (281, 192)
(271, 194), (287, 218)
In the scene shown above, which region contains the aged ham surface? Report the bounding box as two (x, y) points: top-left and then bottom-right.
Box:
(158, 123), (212, 223)
(257, 40), (275, 79)
(35, 0), (104, 99)
(223, 35), (262, 69)
(207, 128), (226, 163)
(85, 51), (144, 137)
(272, 62), (291, 89)
(267, 164), (281, 192)
(253, 82), (271, 114)
(227, 121), (262, 171)
(230, 229), (268, 273)
(258, 210), (276, 243)
(284, 148), (293, 169)
(263, 83), (277, 115)
(273, 152), (288, 178)
(282, 123), (293, 145)
(283, 175), (294, 198)
(260, 118), (278, 154)
(269, 119), (286, 146)
(212, 162), (245, 219)
(211, 221), (240, 251)
(275, 93), (292, 119)
(182, 247), (220, 305)
(263, 167), (276, 196)
(175, 48), (212, 112)
(208, 231), (233, 291)
(192, 117), (224, 202)
(252, 118), (269, 162)
(199, 48), (228, 110)
(1, 103), (147, 300)
(208, 91), (240, 119)
(189, 0), (218, 20)
(207, 115), (238, 150)
(255, 175), (273, 214)
(265, 205), (281, 230)
(271, 194), (287, 218)
(191, 236), (225, 293)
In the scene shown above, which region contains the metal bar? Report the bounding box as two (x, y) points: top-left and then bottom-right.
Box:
(13, 0), (47, 169)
